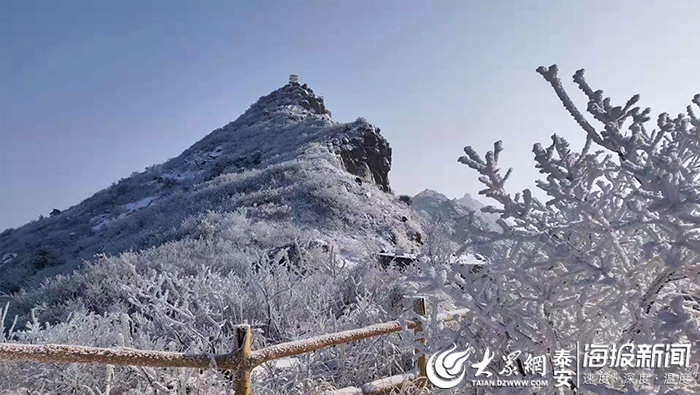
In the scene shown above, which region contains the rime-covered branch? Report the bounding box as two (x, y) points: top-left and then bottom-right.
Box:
(418, 65), (700, 394)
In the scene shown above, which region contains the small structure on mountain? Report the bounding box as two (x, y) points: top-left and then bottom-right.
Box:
(378, 249), (417, 269)
(289, 74), (299, 84)
(453, 253), (485, 273)
(50, 209), (61, 217)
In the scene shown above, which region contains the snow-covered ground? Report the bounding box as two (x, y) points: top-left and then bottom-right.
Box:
(123, 196), (157, 213)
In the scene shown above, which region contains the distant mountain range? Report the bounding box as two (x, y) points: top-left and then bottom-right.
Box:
(412, 189), (500, 242)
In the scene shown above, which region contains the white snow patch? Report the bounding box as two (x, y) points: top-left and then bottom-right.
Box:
(452, 253), (485, 266)
(324, 388), (362, 395)
(90, 214), (112, 231)
(252, 357), (301, 378)
(123, 196), (157, 213)
(161, 170), (204, 182)
(269, 357), (300, 369)
(2, 253), (17, 265)
(361, 370), (417, 393)
(209, 146), (224, 158)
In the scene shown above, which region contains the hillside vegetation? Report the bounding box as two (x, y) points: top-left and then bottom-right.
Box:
(0, 80), (462, 394)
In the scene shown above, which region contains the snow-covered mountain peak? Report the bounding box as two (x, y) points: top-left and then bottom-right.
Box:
(233, 80), (333, 128)
(0, 78), (406, 292)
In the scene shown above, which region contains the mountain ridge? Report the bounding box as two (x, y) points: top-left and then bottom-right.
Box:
(0, 78), (419, 293)
(412, 188), (499, 240)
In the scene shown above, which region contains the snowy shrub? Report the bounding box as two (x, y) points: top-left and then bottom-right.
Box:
(412, 65), (700, 393)
(1, 207), (422, 394)
(398, 194), (413, 206)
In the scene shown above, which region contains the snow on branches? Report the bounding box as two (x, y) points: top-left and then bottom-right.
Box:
(417, 65), (700, 393)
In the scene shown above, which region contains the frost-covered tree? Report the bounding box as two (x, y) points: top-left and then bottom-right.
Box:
(415, 65), (700, 393)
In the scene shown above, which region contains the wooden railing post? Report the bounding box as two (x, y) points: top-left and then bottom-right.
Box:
(233, 324), (252, 395)
(413, 297), (428, 387)
(0, 308), (469, 394)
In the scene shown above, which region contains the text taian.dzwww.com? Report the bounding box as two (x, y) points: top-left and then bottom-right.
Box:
(470, 379), (549, 387)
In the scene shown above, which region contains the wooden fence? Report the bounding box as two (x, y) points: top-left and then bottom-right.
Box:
(0, 298), (468, 395)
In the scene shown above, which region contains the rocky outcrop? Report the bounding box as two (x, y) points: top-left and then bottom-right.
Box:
(295, 83), (329, 115)
(235, 80), (333, 127)
(332, 121), (392, 192)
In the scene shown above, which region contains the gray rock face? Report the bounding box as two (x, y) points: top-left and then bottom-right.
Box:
(214, 80), (391, 191)
(332, 121), (392, 192)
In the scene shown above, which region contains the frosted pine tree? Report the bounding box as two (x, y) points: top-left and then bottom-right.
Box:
(415, 65), (700, 393)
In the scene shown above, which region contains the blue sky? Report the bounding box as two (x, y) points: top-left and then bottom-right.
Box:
(1, 0), (699, 230)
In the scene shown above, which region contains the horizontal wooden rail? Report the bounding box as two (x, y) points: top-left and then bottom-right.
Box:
(323, 307), (470, 395)
(248, 307), (469, 367)
(0, 306), (469, 395)
(250, 320), (414, 367)
(0, 343), (240, 370)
